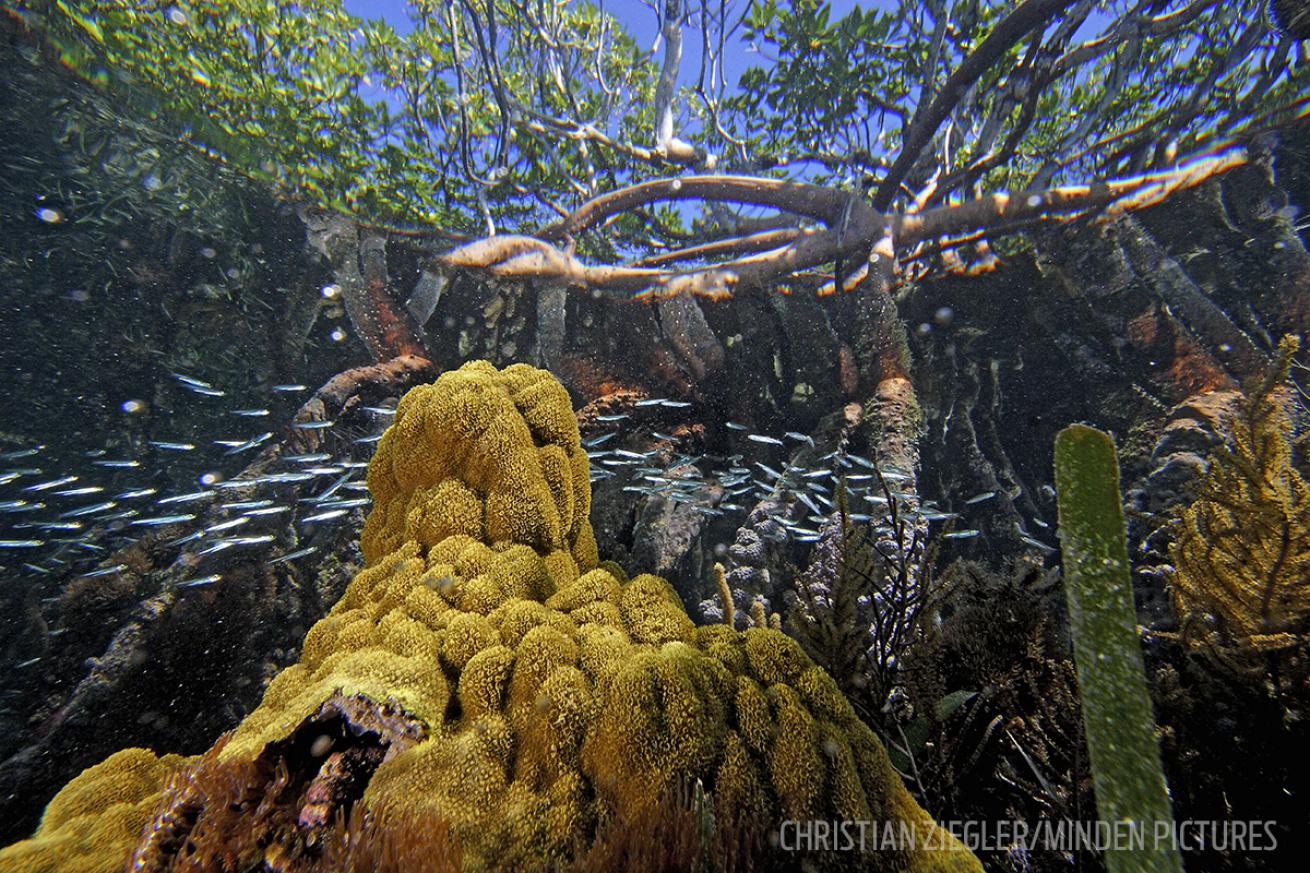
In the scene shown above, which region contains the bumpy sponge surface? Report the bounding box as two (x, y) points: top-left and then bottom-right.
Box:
(0, 749), (187, 873)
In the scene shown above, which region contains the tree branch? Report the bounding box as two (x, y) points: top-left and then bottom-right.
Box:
(538, 174), (866, 242)
(873, 0), (1075, 210)
(896, 144), (1248, 248)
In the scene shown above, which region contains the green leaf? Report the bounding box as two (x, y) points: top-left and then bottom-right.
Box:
(933, 689), (976, 722)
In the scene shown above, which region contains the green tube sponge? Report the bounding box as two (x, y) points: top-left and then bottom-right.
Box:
(1054, 424), (1183, 873)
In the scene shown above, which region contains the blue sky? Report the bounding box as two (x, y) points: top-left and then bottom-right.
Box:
(341, 0), (870, 96)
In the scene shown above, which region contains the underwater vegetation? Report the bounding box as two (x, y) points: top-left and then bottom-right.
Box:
(1168, 335), (1310, 661)
(0, 362), (981, 872)
(1, 2), (1309, 872)
(786, 477), (953, 725)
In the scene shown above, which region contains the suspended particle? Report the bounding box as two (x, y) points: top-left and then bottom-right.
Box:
(143, 174), (163, 192)
(916, 323), (932, 337)
(1026, 194), (1043, 208)
(121, 399), (147, 414)
(199, 247), (217, 259)
(67, 289), (90, 302)
(36, 207), (62, 224)
(166, 6), (188, 25)
(321, 284), (342, 299)
(933, 306), (954, 326)
(330, 327), (347, 342)
(199, 471), (223, 486)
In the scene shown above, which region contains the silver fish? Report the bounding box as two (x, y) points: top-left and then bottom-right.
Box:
(61, 501), (118, 517)
(255, 472), (316, 483)
(149, 441), (196, 451)
(172, 372), (213, 388)
(227, 535), (275, 546)
(24, 475), (78, 492)
(302, 508), (349, 523)
(117, 488), (157, 499)
(79, 564), (127, 578)
(0, 446), (44, 459)
(269, 545), (317, 564)
(177, 574), (222, 589)
(1020, 535), (1056, 552)
(205, 517), (250, 534)
(157, 491), (214, 505)
(747, 434), (784, 446)
(130, 513), (197, 526)
(309, 497), (370, 509)
(34, 521), (82, 530)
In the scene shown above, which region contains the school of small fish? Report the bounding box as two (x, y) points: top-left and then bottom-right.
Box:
(0, 375), (385, 592)
(1, 384), (1055, 601)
